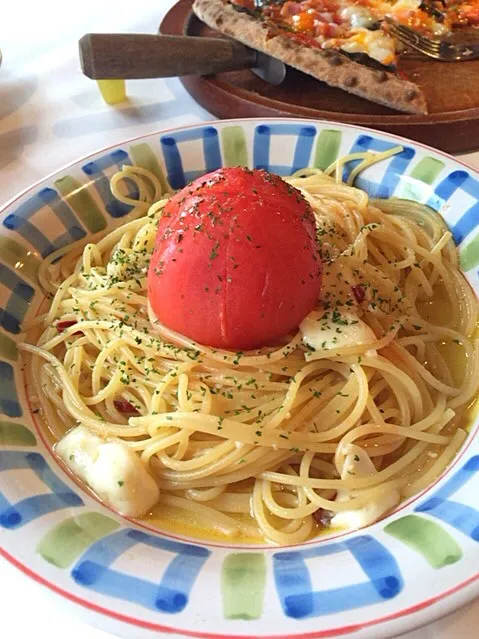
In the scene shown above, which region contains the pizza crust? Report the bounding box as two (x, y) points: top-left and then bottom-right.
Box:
(192, 0), (428, 114)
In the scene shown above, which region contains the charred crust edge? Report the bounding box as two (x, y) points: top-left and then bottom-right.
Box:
(375, 70), (389, 83)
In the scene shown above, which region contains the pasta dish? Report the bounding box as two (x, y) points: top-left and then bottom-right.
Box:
(21, 150), (479, 545)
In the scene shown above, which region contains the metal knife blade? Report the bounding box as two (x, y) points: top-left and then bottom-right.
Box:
(252, 51), (287, 85)
(79, 33), (286, 85)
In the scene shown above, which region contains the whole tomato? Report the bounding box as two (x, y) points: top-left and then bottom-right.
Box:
(148, 167), (322, 350)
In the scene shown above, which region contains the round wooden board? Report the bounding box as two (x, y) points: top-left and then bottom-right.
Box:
(160, 0), (479, 154)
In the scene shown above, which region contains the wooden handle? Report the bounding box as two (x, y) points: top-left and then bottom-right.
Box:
(79, 33), (257, 79)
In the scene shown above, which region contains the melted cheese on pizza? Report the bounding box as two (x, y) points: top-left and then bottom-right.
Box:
(233, 0), (479, 67)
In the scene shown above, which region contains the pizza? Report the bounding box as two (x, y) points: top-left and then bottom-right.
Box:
(192, 0), (479, 114)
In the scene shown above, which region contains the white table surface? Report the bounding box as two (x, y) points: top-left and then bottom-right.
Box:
(1, 1), (479, 637)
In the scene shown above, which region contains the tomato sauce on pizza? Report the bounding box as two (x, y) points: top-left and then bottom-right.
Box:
(229, 0), (479, 67)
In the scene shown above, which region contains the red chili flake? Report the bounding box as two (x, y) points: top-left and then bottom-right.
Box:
(351, 285), (365, 304)
(313, 508), (334, 528)
(56, 320), (84, 336)
(114, 399), (140, 415)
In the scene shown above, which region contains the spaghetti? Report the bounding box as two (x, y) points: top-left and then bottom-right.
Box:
(21, 154), (479, 545)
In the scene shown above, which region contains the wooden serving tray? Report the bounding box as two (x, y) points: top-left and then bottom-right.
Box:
(160, 0), (479, 153)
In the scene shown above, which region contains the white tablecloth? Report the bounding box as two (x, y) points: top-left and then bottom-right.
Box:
(0, 1), (478, 637)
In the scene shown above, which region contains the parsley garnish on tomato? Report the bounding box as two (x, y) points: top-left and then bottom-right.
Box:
(148, 167), (322, 350)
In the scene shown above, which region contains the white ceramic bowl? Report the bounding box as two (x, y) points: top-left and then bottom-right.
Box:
(1, 118), (479, 639)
